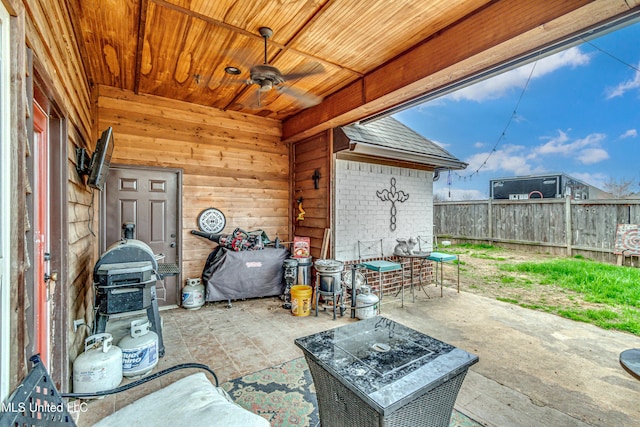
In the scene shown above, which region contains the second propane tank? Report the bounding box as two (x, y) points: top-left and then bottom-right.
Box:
(355, 285), (379, 320)
(182, 277), (205, 310)
(118, 319), (159, 378)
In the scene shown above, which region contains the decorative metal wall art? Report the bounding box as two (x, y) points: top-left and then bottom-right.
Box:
(197, 208), (226, 233)
(376, 177), (409, 231)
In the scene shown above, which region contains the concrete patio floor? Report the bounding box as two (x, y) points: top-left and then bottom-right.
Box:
(78, 286), (640, 426)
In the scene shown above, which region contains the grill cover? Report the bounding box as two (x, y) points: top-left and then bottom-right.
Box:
(203, 247), (288, 302)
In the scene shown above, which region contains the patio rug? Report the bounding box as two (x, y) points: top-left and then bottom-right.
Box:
(221, 357), (482, 427)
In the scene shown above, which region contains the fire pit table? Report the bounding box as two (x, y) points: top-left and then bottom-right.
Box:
(295, 316), (478, 427)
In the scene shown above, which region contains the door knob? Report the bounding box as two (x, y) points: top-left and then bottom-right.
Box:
(44, 271), (58, 282)
(170, 242), (176, 248)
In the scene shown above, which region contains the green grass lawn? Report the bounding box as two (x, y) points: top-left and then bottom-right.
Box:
(446, 243), (640, 335)
(499, 257), (640, 335)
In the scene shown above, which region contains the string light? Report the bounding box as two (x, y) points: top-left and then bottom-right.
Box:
(453, 37), (640, 182)
(581, 38), (640, 73)
(452, 54), (540, 180)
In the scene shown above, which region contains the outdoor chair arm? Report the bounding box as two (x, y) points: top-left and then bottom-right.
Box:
(61, 361), (219, 399)
(0, 354), (220, 427)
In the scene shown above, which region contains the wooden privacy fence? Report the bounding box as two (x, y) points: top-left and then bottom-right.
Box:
(434, 198), (640, 263)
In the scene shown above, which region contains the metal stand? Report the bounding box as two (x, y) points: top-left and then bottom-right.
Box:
(315, 272), (345, 320)
(349, 264), (359, 318)
(394, 252), (431, 305)
(94, 283), (165, 358)
(281, 258), (298, 310)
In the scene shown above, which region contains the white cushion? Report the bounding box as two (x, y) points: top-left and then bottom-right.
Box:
(92, 373), (269, 427)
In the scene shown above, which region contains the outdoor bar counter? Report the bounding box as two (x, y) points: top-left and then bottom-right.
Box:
(295, 316), (478, 427)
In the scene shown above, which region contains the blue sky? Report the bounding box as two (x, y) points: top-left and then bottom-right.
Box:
(394, 20), (640, 200)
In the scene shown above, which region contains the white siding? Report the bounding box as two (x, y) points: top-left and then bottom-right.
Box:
(334, 159), (434, 261)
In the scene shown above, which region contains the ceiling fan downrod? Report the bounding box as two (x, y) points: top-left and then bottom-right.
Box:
(258, 27), (273, 65)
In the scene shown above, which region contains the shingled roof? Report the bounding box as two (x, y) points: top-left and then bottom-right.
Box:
(338, 116), (467, 170)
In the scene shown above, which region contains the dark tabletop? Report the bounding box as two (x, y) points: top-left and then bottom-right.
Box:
(294, 316), (478, 414)
(620, 348), (640, 381)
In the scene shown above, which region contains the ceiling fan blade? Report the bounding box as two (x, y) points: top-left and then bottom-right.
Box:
(220, 47), (261, 70)
(277, 86), (323, 108)
(247, 86), (274, 110)
(220, 78), (252, 85)
(281, 63), (325, 81)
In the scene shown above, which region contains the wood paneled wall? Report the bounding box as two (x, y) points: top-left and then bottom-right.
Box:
(8, 0), (95, 389)
(96, 86), (287, 280)
(292, 131), (332, 258)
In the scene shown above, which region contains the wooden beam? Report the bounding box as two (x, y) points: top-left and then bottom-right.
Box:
(283, 0), (639, 143)
(152, 0), (359, 75)
(133, 0), (149, 94)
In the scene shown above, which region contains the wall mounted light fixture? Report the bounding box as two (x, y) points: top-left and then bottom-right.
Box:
(312, 169), (321, 189)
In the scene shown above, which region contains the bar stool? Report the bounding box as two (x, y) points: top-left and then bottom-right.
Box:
(427, 251), (459, 297)
(357, 239), (403, 312)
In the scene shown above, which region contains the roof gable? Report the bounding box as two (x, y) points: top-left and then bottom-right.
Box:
(339, 116), (467, 169)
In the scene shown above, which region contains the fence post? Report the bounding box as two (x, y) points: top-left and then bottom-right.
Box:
(487, 198), (493, 244)
(565, 196), (572, 256)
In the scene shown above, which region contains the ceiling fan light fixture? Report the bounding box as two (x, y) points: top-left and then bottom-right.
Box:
(259, 80), (273, 92)
(220, 26), (325, 111)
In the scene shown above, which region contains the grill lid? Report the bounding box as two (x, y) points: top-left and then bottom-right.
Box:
(93, 239), (158, 281)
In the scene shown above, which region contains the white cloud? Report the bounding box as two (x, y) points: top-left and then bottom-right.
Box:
(577, 148), (609, 164)
(460, 130), (610, 179)
(531, 130), (608, 165)
(464, 144), (543, 175)
(606, 62), (640, 99)
(620, 129), (637, 139)
(569, 172), (608, 189)
(473, 142), (485, 148)
(446, 47), (591, 102)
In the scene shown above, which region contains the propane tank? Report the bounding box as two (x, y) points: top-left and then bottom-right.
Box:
(355, 285), (379, 320)
(73, 333), (123, 395)
(118, 319), (159, 378)
(182, 278), (205, 310)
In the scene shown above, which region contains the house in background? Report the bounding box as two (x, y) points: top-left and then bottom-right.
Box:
(490, 173), (611, 200)
(333, 117), (467, 260)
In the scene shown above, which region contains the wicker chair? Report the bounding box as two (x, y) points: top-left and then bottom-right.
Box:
(0, 355), (269, 427)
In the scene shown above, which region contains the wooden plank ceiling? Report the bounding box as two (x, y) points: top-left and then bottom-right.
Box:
(69, 0), (492, 121)
(69, 0), (640, 135)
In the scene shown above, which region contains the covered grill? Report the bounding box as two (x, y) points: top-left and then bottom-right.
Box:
(94, 239), (157, 313)
(93, 234), (165, 357)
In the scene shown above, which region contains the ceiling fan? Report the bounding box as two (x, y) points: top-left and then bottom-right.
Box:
(226, 27), (324, 108)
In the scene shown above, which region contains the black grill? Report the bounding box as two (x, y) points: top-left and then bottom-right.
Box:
(92, 238), (166, 358)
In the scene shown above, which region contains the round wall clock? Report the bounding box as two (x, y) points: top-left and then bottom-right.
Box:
(197, 208), (226, 233)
